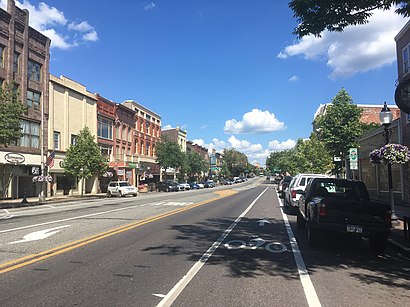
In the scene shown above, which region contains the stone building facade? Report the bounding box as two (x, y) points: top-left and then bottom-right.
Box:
(0, 0), (51, 199)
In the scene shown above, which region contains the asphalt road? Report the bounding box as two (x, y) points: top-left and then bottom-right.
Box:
(0, 180), (409, 307)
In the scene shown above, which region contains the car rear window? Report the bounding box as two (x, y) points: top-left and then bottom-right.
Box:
(119, 182), (131, 187)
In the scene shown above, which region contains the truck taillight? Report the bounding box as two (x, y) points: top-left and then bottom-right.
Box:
(291, 190), (297, 198)
(319, 203), (326, 216)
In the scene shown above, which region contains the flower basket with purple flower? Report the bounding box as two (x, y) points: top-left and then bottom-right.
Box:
(369, 148), (382, 164)
(380, 143), (410, 164)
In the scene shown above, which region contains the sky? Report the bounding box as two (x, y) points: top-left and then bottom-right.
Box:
(3, 0), (408, 166)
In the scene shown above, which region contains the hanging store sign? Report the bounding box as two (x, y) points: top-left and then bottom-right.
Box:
(4, 153), (25, 164)
(32, 175), (53, 182)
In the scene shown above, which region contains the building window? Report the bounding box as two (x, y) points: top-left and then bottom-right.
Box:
(71, 134), (77, 145)
(146, 115), (151, 134)
(0, 45), (4, 68)
(13, 52), (19, 73)
(403, 43), (410, 74)
(54, 131), (60, 150)
(128, 128), (131, 142)
(97, 117), (113, 140)
(121, 125), (126, 141)
(19, 120), (40, 148)
(100, 144), (112, 160)
(27, 90), (40, 110)
(28, 60), (41, 82)
(146, 142), (150, 156)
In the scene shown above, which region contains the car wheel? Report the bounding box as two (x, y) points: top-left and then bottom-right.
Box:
(107, 191), (112, 198)
(166, 187), (170, 192)
(369, 235), (387, 254)
(119, 190), (123, 197)
(307, 221), (320, 247)
(296, 211), (306, 230)
(133, 193), (137, 197)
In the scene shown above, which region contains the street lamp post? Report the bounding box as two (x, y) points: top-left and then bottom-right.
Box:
(379, 102), (398, 220)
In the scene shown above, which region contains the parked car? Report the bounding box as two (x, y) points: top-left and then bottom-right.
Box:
(157, 181), (179, 192)
(107, 181), (138, 197)
(283, 173), (328, 212)
(196, 182), (205, 189)
(189, 182), (200, 190)
(178, 182), (191, 190)
(204, 180), (215, 188)
(278, 176), (292, 197)
(296, 178), (391, 253)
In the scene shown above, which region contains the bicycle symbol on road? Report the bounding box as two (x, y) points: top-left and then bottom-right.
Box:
(224, 236), (287, 253)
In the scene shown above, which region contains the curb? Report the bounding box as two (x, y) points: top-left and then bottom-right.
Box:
(387, 238), (410, 257)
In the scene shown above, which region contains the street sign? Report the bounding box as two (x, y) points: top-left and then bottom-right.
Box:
(350, 161), (358, 170)
(349, 148), (358, 161)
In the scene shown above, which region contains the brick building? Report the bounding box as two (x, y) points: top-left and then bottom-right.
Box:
(0, 0), (51, 199)
(122, 100), (162, 184)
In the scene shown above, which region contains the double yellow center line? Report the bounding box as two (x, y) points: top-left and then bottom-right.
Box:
(0, 190), (237, 275)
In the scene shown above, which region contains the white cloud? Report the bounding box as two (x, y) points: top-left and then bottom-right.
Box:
(68, 21), (93, 32)
(288, 75), (300, 82)
(162, 124), (172, 130)
(268, 139), (296, 151)
(278, 8), (408, 78)
(0, 0), (99, 49)
(224, 109), (285, 134)
(144, 2), (156, 11)
(83, 30), (98, 42)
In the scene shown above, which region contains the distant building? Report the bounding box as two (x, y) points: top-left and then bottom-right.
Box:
(122, 100), (162, 183)
(162, 126), (187, 152)
(0, 0), (51, 199)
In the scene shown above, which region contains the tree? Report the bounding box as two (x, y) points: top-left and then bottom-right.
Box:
(62, 127), (107, 196)
(155, 136), (184, 179)
(0, 82), (27, 147)
(223, 148), (248, 177)
(289, 0), (410, 38)
(315, 89), (362, 176)
(294, 134), (333, 174)
(185, 151), (208, 180)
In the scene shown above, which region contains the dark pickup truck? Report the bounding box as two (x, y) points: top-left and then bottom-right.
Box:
(296, 178), (391, 253)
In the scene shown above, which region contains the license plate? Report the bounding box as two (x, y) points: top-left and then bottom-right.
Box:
(347, 225), (363, 233)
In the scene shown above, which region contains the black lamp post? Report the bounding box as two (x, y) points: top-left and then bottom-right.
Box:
(379, 102), (397, 220)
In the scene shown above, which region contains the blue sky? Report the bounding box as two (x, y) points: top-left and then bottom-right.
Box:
(4, 0), (408, 166)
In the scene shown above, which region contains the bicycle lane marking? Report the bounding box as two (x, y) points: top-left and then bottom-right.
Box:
(276, 191), (322, 307)
(156, 187), (269, 307)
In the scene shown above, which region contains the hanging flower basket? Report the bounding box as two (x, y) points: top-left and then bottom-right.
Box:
(370, 143), (410, 164)
(369, 148), (382, 164)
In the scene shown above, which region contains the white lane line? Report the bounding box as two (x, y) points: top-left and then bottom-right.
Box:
(0, 203), (148, 234)
(276, 192), (322, 307)
(3, 209), (10, 214)
(156, 187), (269, 307)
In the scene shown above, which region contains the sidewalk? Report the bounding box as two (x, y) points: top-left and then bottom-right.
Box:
(388, 203), (410, 256)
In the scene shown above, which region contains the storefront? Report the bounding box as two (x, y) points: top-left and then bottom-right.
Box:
(0, 151), (42, 199)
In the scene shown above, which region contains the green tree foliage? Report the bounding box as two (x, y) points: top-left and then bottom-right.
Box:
(0, 83), (27, 147)
(315, 89), (362, 175)
(289, 0), (410, 38)
(184, 151), (208, 180)
(62, 127), (107, 195)
(223, 148), (248, 177)
(266, 135), (332, 176)
(156, 136), (184, 176)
